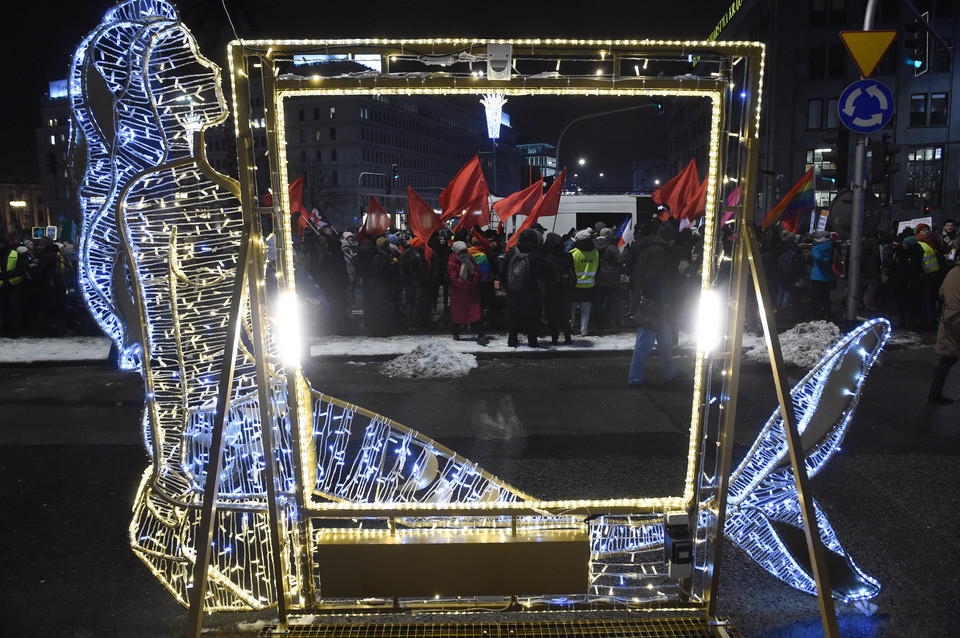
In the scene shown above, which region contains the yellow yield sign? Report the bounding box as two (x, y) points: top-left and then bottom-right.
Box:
(841, 30), (897, 78)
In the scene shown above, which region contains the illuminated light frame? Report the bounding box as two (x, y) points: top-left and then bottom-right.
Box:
(241, 37), (750, 520)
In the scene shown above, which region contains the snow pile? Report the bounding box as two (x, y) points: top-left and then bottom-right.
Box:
(379, 340), (478, 379)
(0, 336), (112, 364)
(743, 321), (842, 369)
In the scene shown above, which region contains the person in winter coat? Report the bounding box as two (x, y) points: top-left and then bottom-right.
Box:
(626, 222), (678, 387)
(401, 236), (431, 332)
(312, 225), (349, 334)
(593, 228), (623, 329)
(888, 234), (926, 330)
(928, 256), (960, 403)
(859, 231), (883, 312)
(569, 229), (599, 337)
(807, 233), (837, 321)
(448, 241), (487, 344)
(504, 229), (546, 348)
(542, 232), (575, 345)
(356, 236), (400, 336)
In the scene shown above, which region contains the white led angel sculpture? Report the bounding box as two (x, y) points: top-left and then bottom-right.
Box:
(69, 0), (182, 372)
(72, 2), (887, 613)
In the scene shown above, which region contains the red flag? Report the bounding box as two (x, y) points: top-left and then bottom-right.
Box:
(357, 196), (392, 242)
(407, 186), (443, 240)
(507, 169), (566, 248)
(293, 213), (310, 238)
(439, 155), (490, 223)
(493, 180), (542, 234)
(652, 159), (699, 221)
(471, 227), (491, 251)
(407, 186), (443, 263)
(288, 175), (307, 216)
(452, 200), (489, 235)
(679, 176), (708, 221)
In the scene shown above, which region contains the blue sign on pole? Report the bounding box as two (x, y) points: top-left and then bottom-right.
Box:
(838, 79), (895, 134)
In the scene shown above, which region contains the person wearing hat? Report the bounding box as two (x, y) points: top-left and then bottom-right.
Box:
(807, 232), (837, 321)
(448, 240), (487, 344)
(0, 236), (26, 338)
(569, 229), (599, 337)
(916, 224), (947, 328)
(594, 227), (623, 330)
(504, 229), (545, 348)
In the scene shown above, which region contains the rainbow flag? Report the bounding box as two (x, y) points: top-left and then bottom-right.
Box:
(760, 167), (814, 233)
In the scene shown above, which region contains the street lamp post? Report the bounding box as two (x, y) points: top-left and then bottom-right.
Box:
(554, 101), (662, 181)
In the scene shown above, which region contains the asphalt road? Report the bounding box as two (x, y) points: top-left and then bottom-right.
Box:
(1, 342), (957, 637)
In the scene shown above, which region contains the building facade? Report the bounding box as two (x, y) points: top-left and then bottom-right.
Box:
(674, 0), (958, 231)
(34, 80), (81, 240)
(205, 91), (521, 231)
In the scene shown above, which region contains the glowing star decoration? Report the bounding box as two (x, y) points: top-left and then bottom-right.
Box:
(73, 19), (881, 616)
(480, 93), (507, 140)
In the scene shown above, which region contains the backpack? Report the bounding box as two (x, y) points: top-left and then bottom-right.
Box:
(557, 257), (576, 289)
(508, 251), (530, 291)
(778, 247), (800, 277)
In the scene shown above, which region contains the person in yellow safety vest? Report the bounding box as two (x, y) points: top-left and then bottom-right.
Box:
(916, 224), (947, 329)
(0, 236), (26, 338)
(569, 229), (599, 337)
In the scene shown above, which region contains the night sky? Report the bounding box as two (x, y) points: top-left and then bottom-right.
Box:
(2, 0), (725, 183)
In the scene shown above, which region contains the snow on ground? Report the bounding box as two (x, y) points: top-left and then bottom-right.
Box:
(379, 339), (478, 379)
(0, 320), (923, 372)
(0, 336), (113, 364)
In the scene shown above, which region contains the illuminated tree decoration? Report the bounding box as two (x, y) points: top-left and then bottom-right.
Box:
(71, 9), (886, 612)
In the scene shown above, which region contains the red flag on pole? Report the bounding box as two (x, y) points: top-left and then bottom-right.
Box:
(493, 180), (542, 234)
(439, 155), (490, 223)
(471, 226), (491, 251)
(507, 169), (566, 248)
(452, 200), (489, 235)
(357, 196), (392, 242)
(407, 186), (443, 263)
(679, 176), (708, 221)
(407, 186), (443, 240)
(288, 175), (307, 216)
(652, 159), (699, 221)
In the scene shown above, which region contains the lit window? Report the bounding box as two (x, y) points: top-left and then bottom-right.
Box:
(329, 107), (336, 119)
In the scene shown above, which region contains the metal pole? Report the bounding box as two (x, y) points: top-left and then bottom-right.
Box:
(848, 0), (879, 327)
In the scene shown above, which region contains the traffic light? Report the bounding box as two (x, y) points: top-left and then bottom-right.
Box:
(392, 163), (400, 180)
(904, 12), (929, 76)
(820, 128), (849, 187)
(871, 133), (901, 184)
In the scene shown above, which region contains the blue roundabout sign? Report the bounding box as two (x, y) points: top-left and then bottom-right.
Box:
(838, 79), (895, 134)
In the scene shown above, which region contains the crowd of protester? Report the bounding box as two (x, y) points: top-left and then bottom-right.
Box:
(0, 235), (95, 339)
(3, 216), (959, 359)
(752, 217), (960, 331)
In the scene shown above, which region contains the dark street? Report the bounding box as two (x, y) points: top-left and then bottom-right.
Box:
(1, 341), (958, 637)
